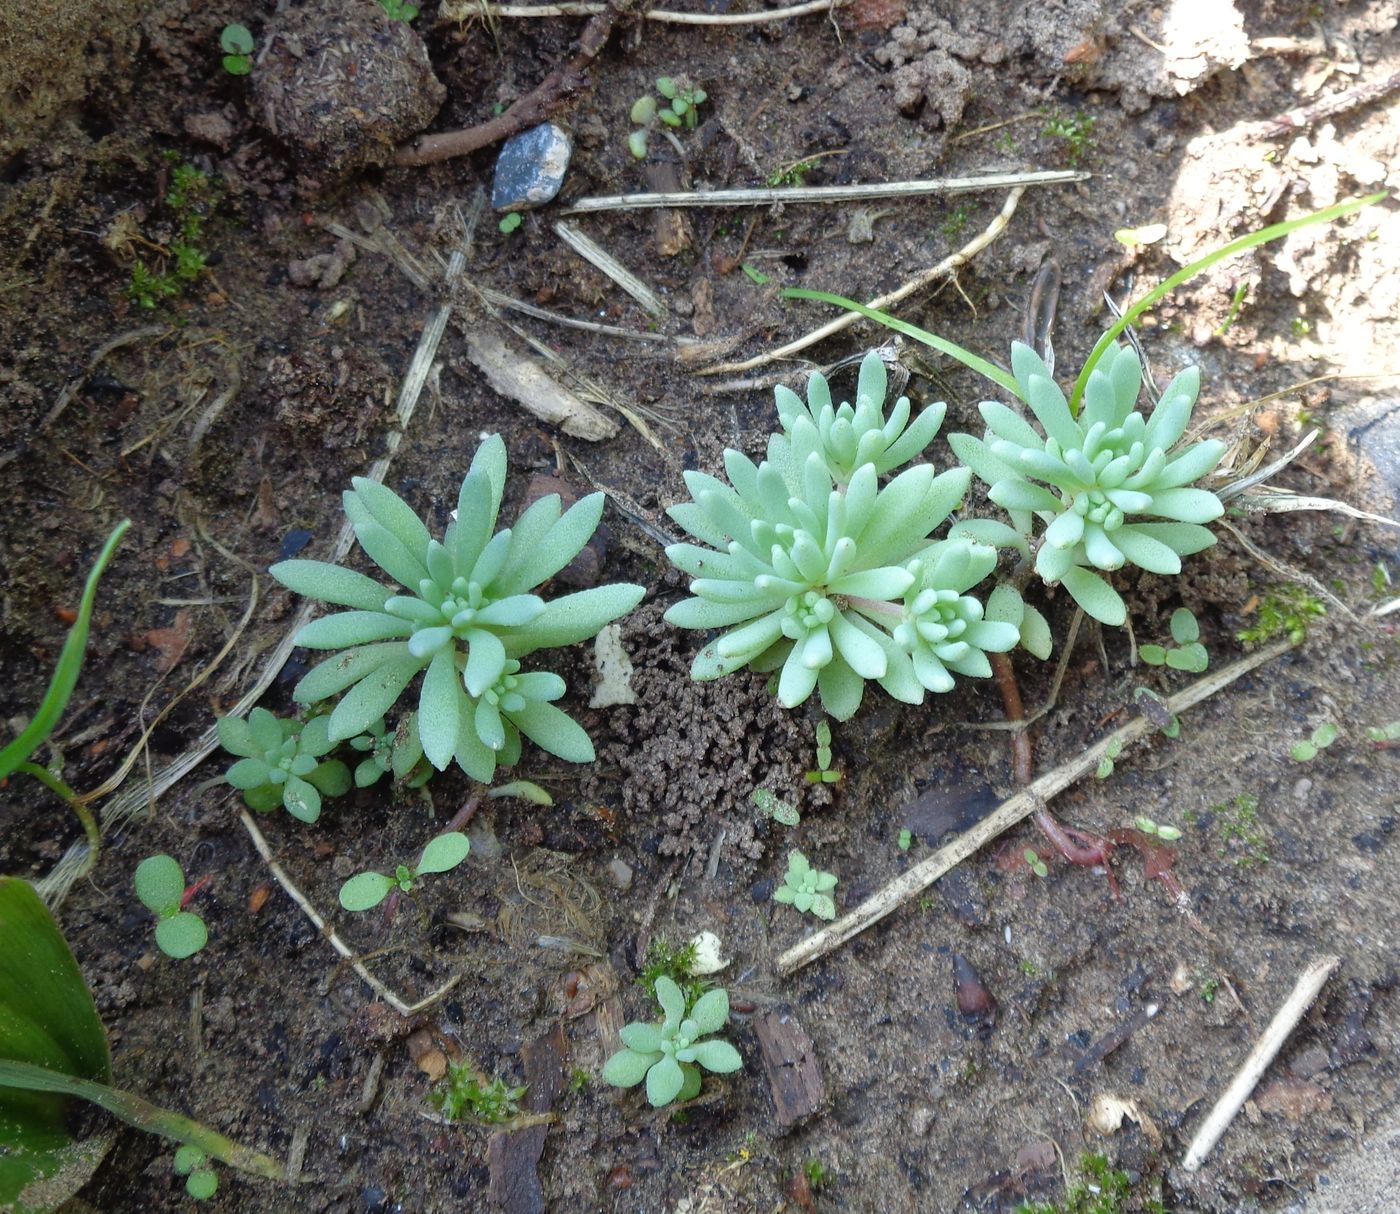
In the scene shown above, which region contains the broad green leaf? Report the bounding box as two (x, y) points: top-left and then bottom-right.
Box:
(654, 977), (685, 1027)
(687, 1039), (741, 1074)
(306, 760), (351, 798)
(215, 714), (256, 758)
(418, 832), (470, 874)
(1139, 644), (1168, 666)
(619, 1024), (664, 1054)
(154, 913), (207, 960)
(224, 757), (269, 790)
(0, 521), (128, 782)
(646, 1055), (685, 1107)
(246, 708), (284, 753)
(1019, 603), (1053, 660)
(1060, 566), (1126, 626)
(1170, 608), (1200, 644)
(133, 856), (184, 913)
(602, 1048), (654, 1089)
(688, 989), (729, 1036)
(268, 560), (390, 611)
(298, 715), (334, 757)
(281, 775), (321, 824)
(338, 872), (395, 911)
(506, 700), (594, 763)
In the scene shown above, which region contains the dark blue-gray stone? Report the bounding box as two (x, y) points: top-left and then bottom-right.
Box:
(491, 123), (572, 212)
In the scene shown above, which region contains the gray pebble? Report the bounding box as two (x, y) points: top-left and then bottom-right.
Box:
(606, 858), (633, 891)
(492, 123), (573, 212)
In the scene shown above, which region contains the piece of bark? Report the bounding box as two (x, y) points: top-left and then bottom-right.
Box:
(487, 1023), (567, 1214)
(457, 327), (617, 441)
(755, 1011), (825, 1128)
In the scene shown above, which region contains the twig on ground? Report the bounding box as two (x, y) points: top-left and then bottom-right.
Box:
(702, 187), (1026, 374)
(1181, 954), (1342, 1171)
(451, 0), (852, 25)
(394, 7), (617, 167)
(476, 285), (692, 344)
(238, 810), (460, 1017)
(552, 221), (667, 317)
(775, 639), (1293, 976)
(1259, 69), (1400, 138)
(566, 170), (1084, 215)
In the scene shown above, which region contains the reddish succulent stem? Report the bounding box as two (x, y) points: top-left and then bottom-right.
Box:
(989, 652), (1033, 786)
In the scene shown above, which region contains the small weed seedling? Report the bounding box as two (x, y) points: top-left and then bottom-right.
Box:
(1042, 109), (1096, 164)
(338, 832), (470, 911)
(1199, 976), (1220, 1003)
(1140, 607), (1208, 672)
(347, 716), (432, 789)
(429, 1065), (525, 1123)
(219, 709), (351, 823)
(898, 828), (913, 850)
(805, 719), (842, 784)
(940, 204), (976, 240)
(803, 1157), (831, 1191)
(1291, 721), (1339, 761)
(134, 855), (209, 959)
(603, 977), (741, 1108)
(1024, 847), (1050, 878)
(637, 935), (711, 1008)
(751, 787), (800, 827)
(1238, 584), (1326, 646)
(767, 157), (821, 188)
(774, 851), (838, 920)
(173, 1144), (218, 1199)
(1367, 720), (1400, 746)
(627, 76), (707, 158)
(498, 212), (523, 235)
(1132, 815), (1182, 842)
(1096, 736), (1123, 778)
(1133, 687), (1181, 738)
(126, 160), (217, 308)
(219, 24), (253, 75)
(1013, 1152), (1158, 1214)
(379, 0), (419, 20)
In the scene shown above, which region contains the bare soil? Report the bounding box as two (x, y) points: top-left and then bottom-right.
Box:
(2, 2), (1399, 1212)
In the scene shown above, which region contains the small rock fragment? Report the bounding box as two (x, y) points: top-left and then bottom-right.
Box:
(492, 123), (573, 212)
(287, 239), (357, 289)
(591, 624), (637, 708)
(605, 858), (633, 891)
(183, 110), (237, 150)
(952, 953), (997, 1035)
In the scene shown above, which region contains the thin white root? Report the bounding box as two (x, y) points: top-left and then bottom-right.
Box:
(239, 811), (460, 1017)
(1181, 954), (1342, 1171)
(775, 638), (1294, 977)
(702, 187), (1025, 375)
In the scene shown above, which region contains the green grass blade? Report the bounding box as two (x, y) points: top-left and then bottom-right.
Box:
(1068, 192), (1386, 412)
(781, 289), (1023, 400)
(0, 520), (130, 781)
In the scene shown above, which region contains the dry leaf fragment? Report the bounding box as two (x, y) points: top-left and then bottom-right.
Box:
(142, 609), (193, 673)
(1088, 1092), (1164, 1147)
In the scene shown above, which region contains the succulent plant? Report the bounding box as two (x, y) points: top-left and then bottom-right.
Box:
(347, 715), (432, 789)
(949, 341), (1225, 625)
(133, 854), (208, 959)
(218, 709), (351, 823)
(664, 352), (1038, 720)
(338, 832), (470, 912)
(602, 976), (741, 1107)
(269, 435), (644, 783)
(773, 850), (838, 919)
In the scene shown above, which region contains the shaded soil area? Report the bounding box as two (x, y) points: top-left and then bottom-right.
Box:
(2, 1), (1399, 1212)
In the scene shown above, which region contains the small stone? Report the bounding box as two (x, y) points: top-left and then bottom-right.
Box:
(606, 859), (633, 891)
(909, 1106), (935, 1136)
(492, 123), (573, 212)
(1293, 777), (1312, 801)
(183, 111), (236, 150)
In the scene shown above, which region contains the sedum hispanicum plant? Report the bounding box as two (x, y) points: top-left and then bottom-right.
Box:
(338, 831), (470, 911)
(270, 436), (644, 783)
(134, 854), (208, 959)
(218, 709), (350, 823)
(347, 715), (432, 789)
(603, 976), (741, 1107)
(664, 353), (1046, 720)
(173, 1143), (218, 1200)
(773, 850), (838, 919)
(948, 341), (1226, 626)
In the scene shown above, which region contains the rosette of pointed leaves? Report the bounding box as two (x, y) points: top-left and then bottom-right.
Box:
(269, 436), (645, 783)
(602, 977), (741, 1108)
(773, 850), (838, 919)
(218, 709), (350, 823)
(665, 375), (970, 720)
(949, 342), (1225, 625)
(774, 350), (946, 483)
(347, 716), (432, 789)
(888, 541), (1022, 693)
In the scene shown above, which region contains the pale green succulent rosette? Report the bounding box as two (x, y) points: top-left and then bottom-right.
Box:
(664, 355), (971, 720)
(949, 341), (1225, 626)
(269, 435), (644, 783)
(602, 977), (741, 1108)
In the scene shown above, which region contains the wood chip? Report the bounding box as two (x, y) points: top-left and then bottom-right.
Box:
(754, 1011), (825, 1129)
(488, 1024), (567, 1214)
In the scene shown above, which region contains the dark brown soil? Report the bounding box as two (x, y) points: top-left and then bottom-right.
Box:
(3, 2), (1399, 1212)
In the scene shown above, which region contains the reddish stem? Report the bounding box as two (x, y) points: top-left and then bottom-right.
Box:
(990, 652), (1033, 787)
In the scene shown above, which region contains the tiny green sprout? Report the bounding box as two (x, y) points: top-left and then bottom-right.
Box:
(173, 1143), (218, 1199)
(1024, 847), (1049, 878)
(1199, 977), (1220, 1003)
(1238, 584), (1327, 646)
(1139, 607), (1209, 672)
(1214, 281), (1250, 337)
(219, 709), (352, 823)
(628, 76), (706, 158)
(898, 828), (913, 850)
(1133, 816), (1182, 842)
(489, 779), (554, 805)
(1096, 736), (1123, 779)
(379, 0), (420, 20)
(627, 128), (650, 160)
(338, 832), (470, 911)
(498, 212), (523, 235)
(1367, 721), (1400, 744)
(751, 787), (800, 827)
(568, 1068), (589, 1093)
(773, 850), (838, 919)
(740, 262), (770, 285)
(135, 855), (209, 959)
(219, 24), (254, 75)
(347, 716), (432, 789)
(1290, 721), (1339, 762)
(603, 976), (741, 1108)
(803, 1157), (831, 1190)
(429, 1066), (525, 1123)
(805, 718), (841, 784)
